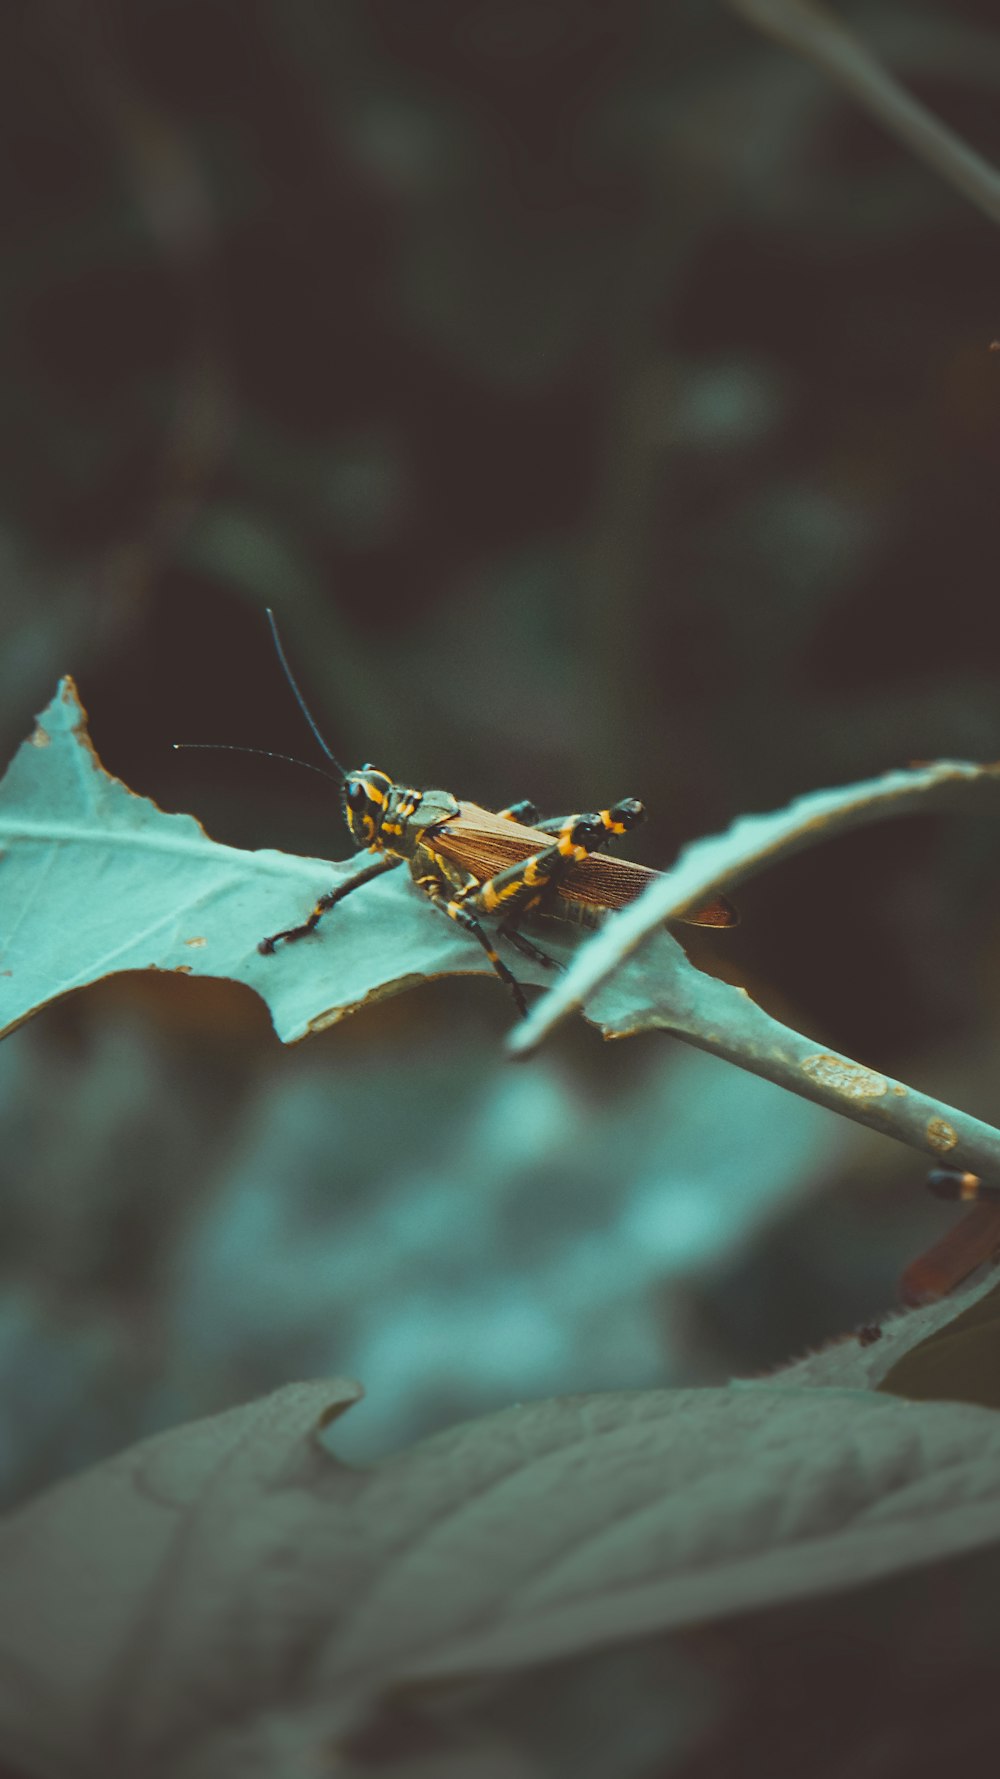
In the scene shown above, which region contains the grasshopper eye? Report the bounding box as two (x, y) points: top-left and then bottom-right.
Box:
(345, 780), (367, 810)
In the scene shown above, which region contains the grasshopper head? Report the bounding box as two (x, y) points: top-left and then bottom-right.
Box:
(342, 765), (393, 847)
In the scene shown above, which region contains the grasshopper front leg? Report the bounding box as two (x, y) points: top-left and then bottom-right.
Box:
(258, 853), (403, 953)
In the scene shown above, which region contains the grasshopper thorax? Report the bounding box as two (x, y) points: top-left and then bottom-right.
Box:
(342, 768), (461, 855)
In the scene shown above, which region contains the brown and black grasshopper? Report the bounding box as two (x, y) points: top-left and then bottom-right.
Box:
(180, 611), (736, 1018)
(254, 614), (736, 1017)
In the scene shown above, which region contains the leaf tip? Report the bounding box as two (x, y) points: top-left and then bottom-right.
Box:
(314, 1377), (365, 1435)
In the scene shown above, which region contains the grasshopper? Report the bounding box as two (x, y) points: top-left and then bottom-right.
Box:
(252, 613), (736, 1017)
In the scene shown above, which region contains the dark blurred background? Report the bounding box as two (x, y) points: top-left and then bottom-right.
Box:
(3, 0), (1000, 1505)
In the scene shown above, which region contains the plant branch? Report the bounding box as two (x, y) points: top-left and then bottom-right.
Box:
(728, 0), (1000, 227)
(508, 757), (1000, 1058)
(597, 936), (1000, 1179)
(509, 755), (1000, 1178)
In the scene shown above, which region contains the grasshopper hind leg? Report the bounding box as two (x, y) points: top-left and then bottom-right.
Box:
(498, 919), (564, 973)
(497, 799), (540, 824)
(433, 800), (645, 1007)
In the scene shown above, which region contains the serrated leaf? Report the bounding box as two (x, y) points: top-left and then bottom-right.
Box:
(773, 1268), (1000, 1395)
(877, 1276), (1000, 1407)
(0, 680), (568, 1044)
(3, 1323), (1000, 1777)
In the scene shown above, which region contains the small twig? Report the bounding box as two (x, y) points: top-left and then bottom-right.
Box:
(728, 0), (1000, 228)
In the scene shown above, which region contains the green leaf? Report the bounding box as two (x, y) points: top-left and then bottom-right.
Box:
(3, 1301), (1000, 1773)
(7, 676), (1000, 1209)
(0, 679), (569, 1044)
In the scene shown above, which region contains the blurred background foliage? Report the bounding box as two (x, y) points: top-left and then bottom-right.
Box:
(2, 0), (1000, 1505)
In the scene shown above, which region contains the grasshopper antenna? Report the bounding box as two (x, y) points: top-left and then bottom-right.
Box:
(172, 742), (341, 785)
(264, 606), (347, 777)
